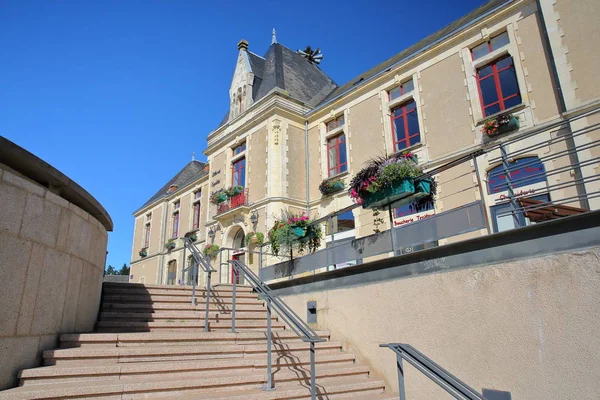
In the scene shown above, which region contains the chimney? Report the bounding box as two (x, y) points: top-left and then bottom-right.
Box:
(237, 40), (249, 51)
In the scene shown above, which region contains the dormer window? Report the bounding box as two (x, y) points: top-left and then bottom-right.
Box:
(168, 185), (178, 193)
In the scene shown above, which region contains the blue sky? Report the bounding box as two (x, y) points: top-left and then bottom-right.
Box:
(0, 0), (486, 270)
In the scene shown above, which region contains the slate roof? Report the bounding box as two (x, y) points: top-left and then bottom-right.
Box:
(217, 43), (338, 128)
(314, 0), (510, 110)
(136, 160), (208, 212)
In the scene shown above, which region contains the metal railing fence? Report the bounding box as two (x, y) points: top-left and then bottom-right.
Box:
(380, 344), (486, 400)
(228, 259), (324, 398)
(181, 237), (215, 331)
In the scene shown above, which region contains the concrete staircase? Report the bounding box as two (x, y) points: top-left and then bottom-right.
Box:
(0, 282), (395, 399)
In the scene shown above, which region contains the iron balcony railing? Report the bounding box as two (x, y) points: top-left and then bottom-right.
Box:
(215, 188), (249, 215)
(380, 343), (486, 400)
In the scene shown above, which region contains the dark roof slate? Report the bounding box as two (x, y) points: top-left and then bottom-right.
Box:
(217, 43), (338, 129)
(137, 160), (208, 212)
(314, 0), (510, 109)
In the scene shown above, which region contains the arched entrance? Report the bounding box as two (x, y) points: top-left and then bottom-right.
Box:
(229, 227), (246, 284)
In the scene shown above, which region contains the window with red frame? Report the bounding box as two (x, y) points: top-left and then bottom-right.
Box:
(232, 158), (246, 187)
(476, 56), (521, 116)
(326, 115), (345, 131)
(472, 32), (521, 116)
(388, 79), (414, 101)
(144, 223), (151, 248)
(233, 143), (246, 155)
(390, 100), (420, 151)
(327, 133), (347, 177)
(192, 202), (200, 230)
(172, 212), (179, 239)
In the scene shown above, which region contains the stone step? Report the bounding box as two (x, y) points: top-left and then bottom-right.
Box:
(102, 287), (257, 297)
(98, 311), (276, 322)
(101, 294), (262, 304)
(59, 331), (332, 348)
(2, 369), (381, 399)
(103, 283), (254, 293)
(95, 320), (287, 333)
(44, 341), (343, 366)
(19, 353), (357, 386)
(101, 302), (265, 312)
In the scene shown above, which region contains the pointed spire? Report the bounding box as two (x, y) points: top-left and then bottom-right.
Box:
(191, 152), (195, 161)
(272, 28), (277, 44)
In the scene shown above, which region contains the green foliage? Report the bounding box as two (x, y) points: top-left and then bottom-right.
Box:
(119, 264), (130, 276)
(105, 265), (117, 275)
(203, 244), (220, 258)
(245, 231), (266, 245)
(268, 212), (322, 257)
(165, 238), (176, 251)
(372, 208), (385, 234)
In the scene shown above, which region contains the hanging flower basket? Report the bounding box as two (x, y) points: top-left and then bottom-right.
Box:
(268, 212), (322, 257)
(203, 244), (220, 258)
(482, 114), (519, 137)
(348, 152), (437, 211)
(244, 231), (265, 245)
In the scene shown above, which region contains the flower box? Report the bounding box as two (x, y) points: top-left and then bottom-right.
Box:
(361, 178), (415, 209)
(139, 249), (148, 258)
(483, 114), (520, 137)
(319, 179), (345, 196)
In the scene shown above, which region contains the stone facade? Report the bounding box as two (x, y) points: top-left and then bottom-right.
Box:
(0, 161), (110, 390)
(131, 0), (600, 285)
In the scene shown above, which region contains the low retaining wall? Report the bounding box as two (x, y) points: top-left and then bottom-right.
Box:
(272, 212), (600, 400)
(0, 137), (113, 389)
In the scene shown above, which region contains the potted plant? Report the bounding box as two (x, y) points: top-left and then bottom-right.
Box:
(203, 244), (220, 258)
(268, 212), (322, 257)
(165, 239), (176, 251)
(184, 231), (198, 242)
(139, 248), (148, 258)
(210, 190), (227, 205)
(482, 113), (519, 137)
(224, 185), (244, 198)
(319, 178), (345, 196)
(245, 231), (265, 245)
(348, 152), (436, 210)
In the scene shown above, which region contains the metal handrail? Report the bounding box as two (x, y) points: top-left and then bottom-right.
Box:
(228, 259), (324, 399)
(380, 343), (486, 400)
(181, 237), (215, 332)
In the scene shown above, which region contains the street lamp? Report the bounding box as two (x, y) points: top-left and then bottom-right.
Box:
(249, 209), (258, 228)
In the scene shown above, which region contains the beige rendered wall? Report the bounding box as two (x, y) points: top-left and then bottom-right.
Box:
(0, 163), (108, 390)
(279, 246), (600, 400)
(516, 12), (561, 122)
(554, 0), (600, 106)
(248, 126), (267, 203)
(286, 125), (306, 201)
(348, 94), (385, 170)
(307, 126), (322, 203)
(420, 53), (474, 160)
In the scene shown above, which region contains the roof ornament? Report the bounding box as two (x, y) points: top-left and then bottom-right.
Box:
(272, 28), (277, 44)
(297, 46), (323, 65)
(192, 152), (195, 161)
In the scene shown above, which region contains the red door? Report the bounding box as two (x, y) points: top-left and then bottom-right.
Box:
(231, 254), (242, 284)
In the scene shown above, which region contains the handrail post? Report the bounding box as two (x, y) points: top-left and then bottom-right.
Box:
(205, 269), (211, 332)
(231, 261), (237, 333)
(500, 144), (523, 227)
(310, 341), (316, 400)
(219, 249), (223, 284)
(191, 260), (196, 306)
(265, 298), (273, 390)
(396, 352), (407, 400)
(181, 244), (187, 285)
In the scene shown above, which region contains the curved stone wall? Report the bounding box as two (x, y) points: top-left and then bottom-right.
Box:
(0, 137), (112, 389)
